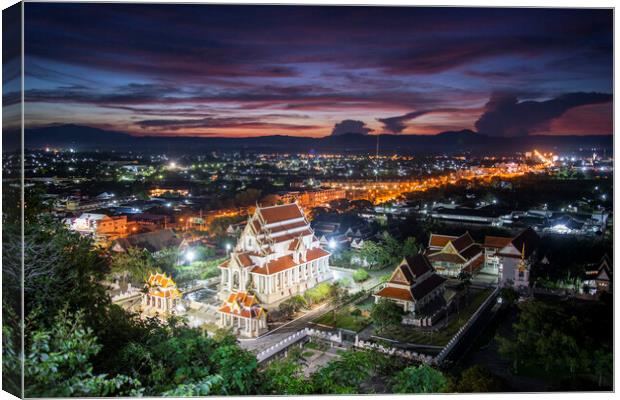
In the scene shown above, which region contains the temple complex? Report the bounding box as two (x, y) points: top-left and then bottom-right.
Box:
(216, 202), (331, 336)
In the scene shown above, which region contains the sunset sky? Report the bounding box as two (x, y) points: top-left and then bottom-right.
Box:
(8, 4), (613, 137)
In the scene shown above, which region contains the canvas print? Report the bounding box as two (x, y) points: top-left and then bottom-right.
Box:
(1, 2), (614, 397)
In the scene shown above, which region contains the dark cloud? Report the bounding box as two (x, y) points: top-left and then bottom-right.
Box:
(136, 116), (318, 132)
(475, 92), (613, 137)
(330, 120), (372, 136)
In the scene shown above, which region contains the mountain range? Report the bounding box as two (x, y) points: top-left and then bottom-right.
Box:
(3, 124), (613, 155)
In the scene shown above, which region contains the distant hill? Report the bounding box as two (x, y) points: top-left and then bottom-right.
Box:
(7, 124), (613, 155)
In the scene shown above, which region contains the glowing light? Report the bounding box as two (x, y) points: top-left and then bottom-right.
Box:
(328, 239), (337, 250)
(185, 250), (195, 263)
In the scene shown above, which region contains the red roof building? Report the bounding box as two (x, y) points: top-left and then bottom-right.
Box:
(426, 232), (484, 277)
(374, 254), (447, 314)
(217, 202), (331, 335)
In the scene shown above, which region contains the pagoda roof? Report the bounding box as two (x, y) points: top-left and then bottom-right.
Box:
(259, 203), (304, 224)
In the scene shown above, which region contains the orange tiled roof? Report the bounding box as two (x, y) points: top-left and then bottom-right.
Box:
(272, 229), (313, 243)
(427, 252), (465, 264)
(219, 291), (265, 319)
(429, 234), (457, 248)
(306, 247), (330, 261)
(237, 253), (254, 267)
(484, 235), (513, 249)
(288, 238), (301, 251)
(269, 220), (308, 234)
(150, 288), (181, 298)
(252, 254), (296, 275)
(147, 272), (176, 289)
(375, 286), (413, 302)
(451, 232), (475, 252)
(464, 255), (485, 273)
(259, 203), (304, 224)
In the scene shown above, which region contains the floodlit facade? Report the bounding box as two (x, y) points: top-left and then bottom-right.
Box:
(217, 202), (331, 336)
(142, 273), (182, 315)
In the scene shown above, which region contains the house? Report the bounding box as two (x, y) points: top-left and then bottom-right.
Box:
(217, 202), (331, 336)
(426, 232), (484, 277)
(66, 212), (127, 242)
(142, 273), (182, 315)
(374, 254), (447, 315)
(110, 229), (184, 254)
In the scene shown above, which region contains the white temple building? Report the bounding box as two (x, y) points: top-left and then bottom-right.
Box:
(217, 202), (331, 336)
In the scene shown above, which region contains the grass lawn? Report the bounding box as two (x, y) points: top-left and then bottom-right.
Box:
(313, 304), (371, 332)
(379, 288), (493, 346)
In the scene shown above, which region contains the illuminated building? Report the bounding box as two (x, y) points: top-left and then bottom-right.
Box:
(142, 273), (182, 315)
(217, 202), (331, 335)
(65, 213), (128, 242)
(218, 292), (267, 337)
(426, 232), (484, 277)
(278, 188), (346, 209)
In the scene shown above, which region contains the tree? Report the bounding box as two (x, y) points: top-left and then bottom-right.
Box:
(496, 300), (588, 375)
(499, 287), (519, 306)
(23, 307), (141, 397)
(161, 375), (223, 396)
(310, 350), (381, 394)
(452, 365), (502, 392)
(109, 247), (158, 285)
(370, 299), (404, 333)
(210, 344), (259, 395)
(392, 364), (448, 393)
(359, 241), (390, 269)
(279, 295), (308, 319)
(591, 347), (613, 387)
(260, 358), (313, 394)
(401, 236), (420, 258)
(457, 271), (472, 298)
(153, 247), (181, 273)
(352, 268), (370, 282)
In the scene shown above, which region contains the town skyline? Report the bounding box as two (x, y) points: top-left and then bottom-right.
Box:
(5, 4), (613, 138)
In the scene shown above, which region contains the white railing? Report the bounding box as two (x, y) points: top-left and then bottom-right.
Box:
(354, 338), (434, 363)
(434, 286), (499, 363)
(255, 327), (343, 363)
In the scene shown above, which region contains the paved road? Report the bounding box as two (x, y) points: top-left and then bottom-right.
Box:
(238, 302), (334, 353)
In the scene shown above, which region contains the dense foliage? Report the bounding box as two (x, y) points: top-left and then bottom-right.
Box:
(497, 298), (613, 388)
(370, 298), (405, 332)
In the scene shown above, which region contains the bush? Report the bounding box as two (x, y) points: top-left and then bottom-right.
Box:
(304, 282), (338, 305)
(352, 268), (370, 282)
(279, 295), (308, 319)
